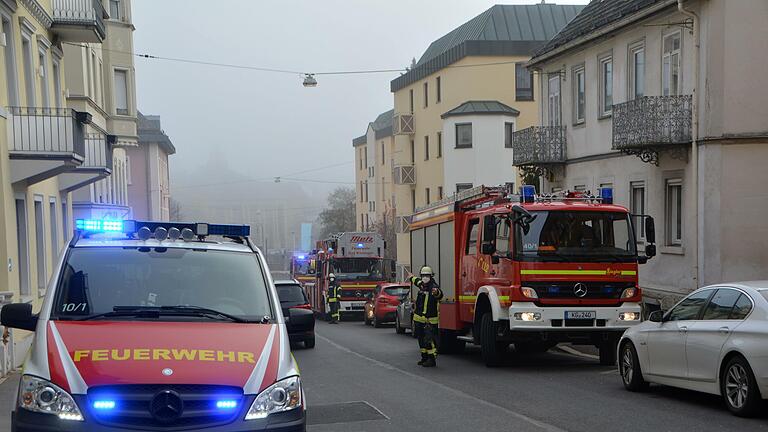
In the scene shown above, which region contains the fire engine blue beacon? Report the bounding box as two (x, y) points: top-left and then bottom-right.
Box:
(600, 187), (614, 204)
(521, 185), (536, 203)
(356, 243), (365, 248)
(216, 400), (238, 410)
(92, 400), (116, 410)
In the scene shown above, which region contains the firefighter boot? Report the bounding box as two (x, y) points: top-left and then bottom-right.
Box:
(418, 353), (428, 366)
(422, 355), (436, 368)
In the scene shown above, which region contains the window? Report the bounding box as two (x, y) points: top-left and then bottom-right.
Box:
(411, 190), (416, 212)
(52, 59), (62, 107)
(702, 289), (743, 320)
(667, 289), (713, 321)
(730, 294), (753, 320)
(15, 198), (30, 296)
(573, 66), (585, 124)
(359, 182), (364, 203)
(465, 219), (480, 255)
(358, 149), (363, 170)
(410, 140), (415, 164)
(365, 214), (369, 230)
(599, 56), (613, 117)
(49, 198), (58, 262)
(455, 123), (472, 148)
(423, 82), (428, 108)
(436, 76), (441, 103)
(425, 188), (430, 205)
(504, 122), (514, 148)
(110, 0), (122, 20)
(662, 32), (681, 96)
(456, 183), (473, 193)
(114, 69), (129, 115)
(629, 42), (645, 99)
(666, 178), (683, 246)
(574, 185), (586, 192)
(38, 50), (49, 107)
(495, 218), (512, 254)
(437, 132), (442, 158)
(34, 197), (46, 295)
(424, 136), (429, 160)
(548, 75), (561, 126)
(61, 199), (68, 238)
(21, 34), (35, 106)
(630, 181), (646, 239)
(515, 63), (533, 101)
(438, 186), (443, 200)
(2, 16), (19, 105)
(409, 89), (414, 113)
(364, 181), (368, 202)
(381, 142), (385, 165)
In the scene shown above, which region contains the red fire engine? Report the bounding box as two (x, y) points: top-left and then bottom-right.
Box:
(408, 185), (656, 366)
(308, 232), (389, 320)
(289, 252), (316, 287)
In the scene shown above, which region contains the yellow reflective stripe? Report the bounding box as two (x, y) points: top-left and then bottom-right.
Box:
(340, 284), (377, 288)
(459, 295), (477, 302)
(620, 271), (637, 276)
(498, 296), (510, 302)
(413, 315), (439, 324)
(520, 269), (637, 276)
(328, 298), (338, 302)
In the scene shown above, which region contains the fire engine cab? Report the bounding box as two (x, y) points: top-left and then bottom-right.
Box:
(408, 185), (656, 367)
(1, 219), (305, 432)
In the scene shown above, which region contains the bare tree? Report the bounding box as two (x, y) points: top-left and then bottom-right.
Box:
(169, 198), (183, 221)
(317, 187), (356, 238)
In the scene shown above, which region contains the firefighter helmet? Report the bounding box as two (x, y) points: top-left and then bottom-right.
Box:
(419, 266), (434, 276)
(328, 273), (336, 279)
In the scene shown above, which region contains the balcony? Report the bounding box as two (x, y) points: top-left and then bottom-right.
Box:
(392, 113), (414, 135)
(58, 133), (115, 192)
(393, 165), (415, 185)
(8, 107), (91, 185)
(612, 95), (692, 164)
(512, 126), (567, 166)
(51, 0), (107, 43)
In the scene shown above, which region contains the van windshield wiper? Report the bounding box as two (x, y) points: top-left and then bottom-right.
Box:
(75, 305), (254, 323)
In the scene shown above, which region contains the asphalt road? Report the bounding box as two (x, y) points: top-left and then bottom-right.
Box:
(295, 319), (768, 432)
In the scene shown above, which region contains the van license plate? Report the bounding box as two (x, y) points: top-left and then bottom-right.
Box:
(565, 311), (596, 320)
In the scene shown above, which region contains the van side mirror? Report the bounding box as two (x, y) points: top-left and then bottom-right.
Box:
(645, 217), (656, 244)
(648, 310), (664, 323)
(481, 215), (497, 255)
(645, 244), (656, 259)
(1, 303), (38, 331)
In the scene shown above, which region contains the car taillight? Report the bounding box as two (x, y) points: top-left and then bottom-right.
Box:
(388, 297), (400, 306)
(290, 304), (312, 310)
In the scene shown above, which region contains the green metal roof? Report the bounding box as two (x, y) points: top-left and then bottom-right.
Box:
(441, 100), (520, 119)
(352, 109), (394, 147)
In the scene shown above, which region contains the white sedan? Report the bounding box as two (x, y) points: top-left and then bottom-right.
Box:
(619, 282), (768, 417)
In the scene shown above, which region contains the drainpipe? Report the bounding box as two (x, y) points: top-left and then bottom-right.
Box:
(677, 0), (700, 288)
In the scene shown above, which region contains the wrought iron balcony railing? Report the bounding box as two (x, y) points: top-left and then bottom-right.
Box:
(8, 107), (89, 157)
(612, 95), (692, 150)
(512, 126), (567, 166)
(82, 133), (113, 170)
(393, 113), (414, 135)
(51, 0), (107, 42)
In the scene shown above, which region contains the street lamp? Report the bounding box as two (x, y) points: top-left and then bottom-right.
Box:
(302, 74), (317, 87)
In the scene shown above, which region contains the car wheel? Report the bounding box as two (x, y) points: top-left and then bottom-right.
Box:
(480, 313), (506, 367)
(304, 337), (316, 349)
(395, 314), (405, 334)
(599, 340), (618, 366)
(721, 356), (762, 417)
(373, 314), (382, 328)
(619, 341), (648, 391)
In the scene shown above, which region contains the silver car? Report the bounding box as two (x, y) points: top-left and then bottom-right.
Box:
(618, 281), (768, 417)
(395, 286), (417, 338)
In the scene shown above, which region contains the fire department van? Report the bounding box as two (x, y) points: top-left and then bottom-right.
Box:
(1, 220), (306, 431)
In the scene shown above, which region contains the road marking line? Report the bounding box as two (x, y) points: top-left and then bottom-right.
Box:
(316, 333), (566, 432)
(600, 369), (619, 375)
(557, 345), (599, 360)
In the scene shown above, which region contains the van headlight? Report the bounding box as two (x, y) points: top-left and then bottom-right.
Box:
(245, 376), (302, 420)
(18, 375), (83, 421)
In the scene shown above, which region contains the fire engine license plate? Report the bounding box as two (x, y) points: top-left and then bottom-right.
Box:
(565, 311), (596, 320)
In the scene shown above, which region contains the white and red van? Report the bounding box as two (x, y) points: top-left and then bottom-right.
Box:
(1, 219), (306, 432)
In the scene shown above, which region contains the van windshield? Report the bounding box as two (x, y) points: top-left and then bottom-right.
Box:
(52, 247), (272, 321)
(515, 211), (637, 262)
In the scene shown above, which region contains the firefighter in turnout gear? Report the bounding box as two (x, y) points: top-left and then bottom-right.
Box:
(327, 273), (342, 323)
(409, 266), (443, 367)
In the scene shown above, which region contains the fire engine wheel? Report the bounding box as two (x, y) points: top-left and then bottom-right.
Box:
(480, 313), (506, 367)
(364, 314), (372, 326)
(395, 315), (406, 334)
(373, 315), (382, 328)
(304, 337), (316, 349)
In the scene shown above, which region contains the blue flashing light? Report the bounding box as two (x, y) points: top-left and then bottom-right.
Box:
(76, 219), (125, 233)
(216, 400), (238, 410)
(356, 243), (365, 248)
(521, 185), (536, 203)
(600, 187), (614, 204)
(297, 254), (306, 260)
(93, 400), (116, 410)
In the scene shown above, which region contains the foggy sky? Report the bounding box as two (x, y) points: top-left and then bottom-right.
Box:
(133, 0), (589, 198)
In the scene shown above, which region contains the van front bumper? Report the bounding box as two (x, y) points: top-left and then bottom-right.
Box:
(12, 406), (306, 432)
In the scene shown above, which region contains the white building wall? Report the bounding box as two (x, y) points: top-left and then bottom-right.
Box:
(443, 114), (517, 193)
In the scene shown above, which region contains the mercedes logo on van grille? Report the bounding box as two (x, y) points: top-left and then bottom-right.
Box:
(149, 390), (184, 424)
(356, 290), (363, 298)
(573, 283), (589, 298)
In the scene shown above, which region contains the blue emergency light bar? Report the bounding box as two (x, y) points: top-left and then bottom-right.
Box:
(599, 187), (614, 204)
(521, 185), (536, 203)
(216, 400), (238, 410)
(75, 219), (127, 233)
(75, 219), (250, 238)
(93, 400), (116, 410)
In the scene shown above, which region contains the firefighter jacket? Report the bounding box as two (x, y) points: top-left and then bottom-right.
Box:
(327, 282), (342, 303)
(409, 276), (443, 324)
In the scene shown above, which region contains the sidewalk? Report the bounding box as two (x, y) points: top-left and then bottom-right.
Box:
(0, 373), (19, 427)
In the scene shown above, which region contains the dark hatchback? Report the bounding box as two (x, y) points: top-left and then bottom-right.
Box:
(275, 280), (316, 348)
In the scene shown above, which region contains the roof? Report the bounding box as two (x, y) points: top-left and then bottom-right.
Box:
(352, 109), (394, 147)
(138, 111), (176, 155)
(392, 3), (584, 92)
(441, 100), (520, 119)
(530, 0), (674, 64)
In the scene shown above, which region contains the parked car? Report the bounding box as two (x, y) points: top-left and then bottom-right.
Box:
(619, 282), (768, 417)
(275, 280), (316, 348)
(364, 283), (410, 327)
(395, 285), (417, 338)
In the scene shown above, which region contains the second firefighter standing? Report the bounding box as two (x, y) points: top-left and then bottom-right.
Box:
(409, 266), (443, 368)
(327, 273), (342, 324)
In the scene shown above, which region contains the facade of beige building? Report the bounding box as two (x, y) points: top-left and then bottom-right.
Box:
(353, 109), (394, 232)
(518, 0), (768, 305)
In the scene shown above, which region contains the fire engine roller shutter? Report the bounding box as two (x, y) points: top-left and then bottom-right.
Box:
(411, 228), (426, 299)
(439, 221), (455, 300)
(425, 225), (440, 284)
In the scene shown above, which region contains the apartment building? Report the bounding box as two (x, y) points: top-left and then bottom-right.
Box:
(389, 3), (583, 272)
(353, 109), (395, 232)
(516, 0), (768, 305)
(0, 0), (114, 374)
(131, 112), (175, 221)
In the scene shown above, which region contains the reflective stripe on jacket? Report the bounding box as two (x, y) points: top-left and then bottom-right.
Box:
(409, 276), (442, 324)
(327, 283), (342, 303)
